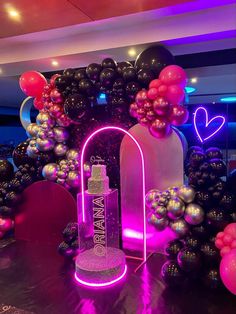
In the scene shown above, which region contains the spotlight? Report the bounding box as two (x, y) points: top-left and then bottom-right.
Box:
(185, 86), (196, 94)
(128, 48), (137, 57)
(220, 96), (236, 103)
(190, 77), (198, 83)
(51, 60), (59, 67)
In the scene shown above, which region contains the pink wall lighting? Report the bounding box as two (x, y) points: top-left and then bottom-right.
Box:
(80, 126), (147, 262)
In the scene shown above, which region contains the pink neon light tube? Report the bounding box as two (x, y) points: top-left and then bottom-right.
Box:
(75, 264), (127, 288)
(80, 126), (147, 262)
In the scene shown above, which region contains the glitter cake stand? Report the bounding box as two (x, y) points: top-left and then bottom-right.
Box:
(75, 247), (127, 287)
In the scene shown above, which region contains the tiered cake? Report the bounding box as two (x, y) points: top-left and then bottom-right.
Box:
(88, 164), (110, 194)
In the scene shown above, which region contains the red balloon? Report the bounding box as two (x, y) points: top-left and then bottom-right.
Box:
(50, 74), (61, 87)
(136, 108), (146, 118)
(129, 103), (139, 118)
(146, 110), (156, 121)
(169, 104), (189, 126)
(49, 104), (63, 118)
(143, 100), (153, 111)
(33, 97), (44, 110)
(50, 88), (63, 104)
(158, 84), (168, 96)
(135, 90), (148, 107)
(147, 87), (158, 100)
(19, 71), (47, 97)
(153, 97), (170, 116)
(166, 84), (185, 105)
(149, 79), (162, 89)
(139, 117), (151, 127)
(149, 118), (171, 138)
(0, 217), (14, 232)
(160, 65), (187, 87)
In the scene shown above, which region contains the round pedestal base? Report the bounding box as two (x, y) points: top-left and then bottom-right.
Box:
(75, 247), (127, 287)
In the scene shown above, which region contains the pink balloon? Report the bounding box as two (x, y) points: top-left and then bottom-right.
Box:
(224, 223), (236, 238)
(157, 84), (168, 97)
(149, 79), (162, 89)
(169, 104), (189, 126)
(139, 117), (151, 127)
(0, 217), (14, 232)
(153, 97), (170, 116)
(220, 249), (236, 295)
(33, 97), (44, 110)
(146, 110), (156, 121)
(19, 71), (47, 97)
(215, 239), (224, 249)
(129, 103), (139, 118)
(0, 230), (5, 239)
(147, 88), (158, 100)
(149, 118), (171, 139)
(216, 232), (224, 239)
(231, 240), (236, 249)
(221, 246), (231, 257)
(143, 100), (153, 111)
(135, 90), (148, 107)
(49, 104), (63, 119)
(159, 65), (187, 87)
(223, 234), (233, 245)
(166, 84), (185, 105)
(136, 108), (146, 118)
(50, 74), (61, 87)
(50, 88), (63, 104)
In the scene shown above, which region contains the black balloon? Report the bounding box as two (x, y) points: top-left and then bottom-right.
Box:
(189, 151), (205, 168)
(195, 191), (212, 207)
(206, 208), (230, 231)
(186, 146), (203, 160)
(191, 224), (209, 241)
(86, 63), (102, 81)
(0, 206), (14, 216)
(205, 147), (223, 160)
(12, 142), (34, 167)
(203, 268), (222, 289)
(55, 76), (71, 91)
(64, 94), (90, 122)
(102, 58), (116, 69)
(74, 69), (87, 81)
(0, 160), (14, 182)
(184, 236), (201, 250)
(63, 68), (75, 78)
(5, 191), (21, 207)
(117, 61), (133, 75)
(8, 178), (23, 192)
(177, 248), (202, 272)
(137, 69), (155, 87)
(20, 174), (33, 187)
(200, 242), (220, 265)
(165, 240), (183, 259)
(100, 68), (117, 87)
(161, 260), (185, 286)
(0, 197), (4, 206)
(0, 188), (7, 198)
(220, 192), (235, 211)
(78, 79), (95, 96)
(122, 66), (137, 82)
(227, 169), (236, 193)
(125, 81), (141, 99)
(209, 159), (226, 177)
(135, 45), (175, 76)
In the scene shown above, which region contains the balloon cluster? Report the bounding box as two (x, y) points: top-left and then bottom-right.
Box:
(129, 65), (189, 138)
(146, 185), (204, 237)
(58, 222), (79, 258)
(26, 113), (69, 159)
(161, 236), (221, 289)
(185, 146), (234, 230)
(215, 223), (236, 257)
(0, 159), (43, 239)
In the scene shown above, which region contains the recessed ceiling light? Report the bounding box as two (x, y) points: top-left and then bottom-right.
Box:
(220, 96), (236, 103)
(0, 68), (3, 75)
(190, 77), (198, 83)
(4, 4), (21, 21)
(128, 48), (137, 57)
(51, 60), (59, 67)
(185, 86), (196, 94)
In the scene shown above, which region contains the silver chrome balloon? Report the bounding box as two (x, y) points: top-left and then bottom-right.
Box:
(26, 123), (40, 138)
(66, 171), (80, 188)
(42, 163), (58, 181)
(54, 143), (68, 157)
(177, 185), (195, 204)
(57, 170), (68, 179)
(170, 218), (189, 237)
(36, 138), (55, 151)
(53, 127), (69, 143)
(184, 203), (204, 225)
(167, 186), (179, 198)
(66, 149), (80, 161)
(26, 145), (39, 158)
(147, 213), (169, 231)
(167, 197), (185, 220)
(154, 205), (167, 218)
(145, 189), (161, 207)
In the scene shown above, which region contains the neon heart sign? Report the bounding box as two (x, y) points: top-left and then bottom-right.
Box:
(193, 106), (226, 143)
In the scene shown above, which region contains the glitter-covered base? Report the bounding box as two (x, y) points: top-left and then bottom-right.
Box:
(75, 247), (127, 287)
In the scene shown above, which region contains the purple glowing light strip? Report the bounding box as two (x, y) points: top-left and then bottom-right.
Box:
(75, 264), (127, 288)
(193, 106), (226, 143)
(80, 126), (147, 262)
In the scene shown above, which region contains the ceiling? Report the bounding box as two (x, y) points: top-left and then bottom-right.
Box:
(0, 0), (236, 111)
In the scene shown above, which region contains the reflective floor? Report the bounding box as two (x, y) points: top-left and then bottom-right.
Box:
(0, 240), (235, 314)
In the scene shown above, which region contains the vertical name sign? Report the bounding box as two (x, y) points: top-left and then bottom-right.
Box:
(93, 196), (106, 256)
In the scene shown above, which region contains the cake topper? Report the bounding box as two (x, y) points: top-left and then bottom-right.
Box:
(90, 155), (105, 165)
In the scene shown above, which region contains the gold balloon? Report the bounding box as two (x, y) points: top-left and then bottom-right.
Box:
(42, 163), (58, 181)
(26, 123), (40, 138)
(147, 213), (169, 231)
(66, 171), (80, 188)
(177, 185), (195, 204)
(36, 138), (55, 151)
(54, 143), (68, 157)
(36, 112), (55, 127)
(145, 189), (161, 207)
(66, 149), (80, 161)
(184, 203), (204, 225)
